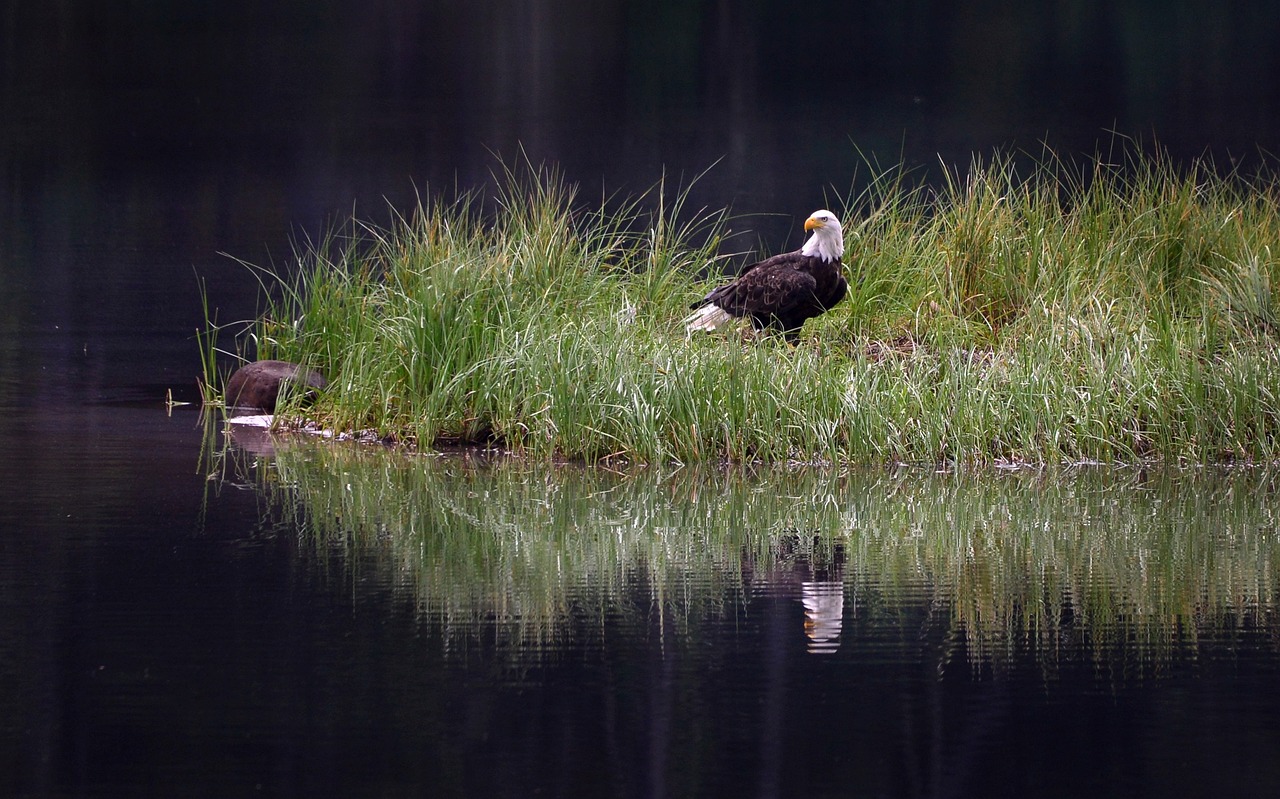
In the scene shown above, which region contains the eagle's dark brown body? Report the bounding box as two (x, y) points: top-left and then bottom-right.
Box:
(691, 251), (848, 341)
(696, 249), (844, 338)
(686, 209), (848, 342)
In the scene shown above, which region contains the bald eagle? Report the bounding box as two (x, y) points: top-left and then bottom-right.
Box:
(685, 210), (848, 342)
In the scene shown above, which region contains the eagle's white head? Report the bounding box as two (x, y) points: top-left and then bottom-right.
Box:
(800, 210), (844, 262)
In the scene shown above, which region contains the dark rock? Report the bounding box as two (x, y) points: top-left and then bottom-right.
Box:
(224, 360), (327, 412)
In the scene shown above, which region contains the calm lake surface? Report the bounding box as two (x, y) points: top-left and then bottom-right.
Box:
(6, 1), (1280, 796)
(4, 412), (1280, 796)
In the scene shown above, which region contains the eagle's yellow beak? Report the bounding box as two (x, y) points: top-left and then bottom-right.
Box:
(804, 216), (823, 232)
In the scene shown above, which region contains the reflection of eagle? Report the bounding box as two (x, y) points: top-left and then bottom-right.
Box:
(685, 210), (848, 342)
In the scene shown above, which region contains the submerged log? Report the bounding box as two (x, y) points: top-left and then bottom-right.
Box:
(224, 360), (327, 412)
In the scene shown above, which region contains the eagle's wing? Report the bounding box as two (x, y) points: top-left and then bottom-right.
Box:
(820, 271), (849, 311)
(704, 254), (817, 319)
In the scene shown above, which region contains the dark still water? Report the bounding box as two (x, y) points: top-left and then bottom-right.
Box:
(4, 415), (1280, 797)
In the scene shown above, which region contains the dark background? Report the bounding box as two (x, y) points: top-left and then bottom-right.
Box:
(6, 2), (1280, 382)
(4, 0), (1280, 468)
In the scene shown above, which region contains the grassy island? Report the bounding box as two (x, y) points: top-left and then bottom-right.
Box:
(205, 150), (1280, 465)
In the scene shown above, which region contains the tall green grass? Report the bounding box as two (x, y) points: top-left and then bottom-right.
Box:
(204, 149), (1280, 464)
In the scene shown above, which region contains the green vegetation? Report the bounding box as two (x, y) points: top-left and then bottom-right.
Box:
(205, 149), (1280, 464)
(211, 435), (1280, 671)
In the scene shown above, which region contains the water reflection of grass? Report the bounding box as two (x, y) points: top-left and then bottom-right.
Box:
(840, 470), (1280, 671)
(236, 437), (1280, 667)
(258, 444), (808, 652)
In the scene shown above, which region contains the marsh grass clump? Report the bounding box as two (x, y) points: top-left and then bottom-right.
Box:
(204, 149), (1280, 464)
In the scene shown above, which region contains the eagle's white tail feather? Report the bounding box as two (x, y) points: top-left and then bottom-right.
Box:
(684, 304), (733, 333)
